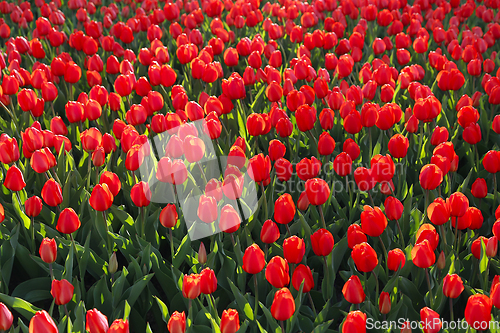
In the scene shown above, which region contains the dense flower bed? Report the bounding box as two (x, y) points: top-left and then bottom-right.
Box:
(1, 0), (500, 332)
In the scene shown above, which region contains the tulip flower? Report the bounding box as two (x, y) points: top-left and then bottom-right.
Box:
(347, 224), (367, 249)
(342, 275), (365, 304)
(200, 267), (217, 295)
(283, 236), (305, 264)
(242, 244), (265, 274)
(291, 264), (314, 293)
(271, 288), (295, 321)
(465, 294), (492, 330)
(265, 256), (290, 288)
(273, 193), (296, 225)
(360, 205), (388, 237)
(108, 319), (129, 333)
(220, 309), (240, 333)
(260, 220), (280, 244)
(310, 228), (334, 257)
(51, 279), (74, 305)
(419, 164), (444, 191)
(420, 307), (441, 333)
(443, 274), (464, 299)
(387, 248), (406, 271)
(3, 165), (26, 192)
(219, 204), (241, 234)
(182, 273), (201, 299)
(167, 311), (186, 333)
(56, 208), (81, 234)
(160, 204), (178, 229)
(29, 310), (58, 333)
(89, 184), (114, 212)
(86, 308), (108, 333)
(296, 157), (321, 181)
(342, 311), (366, 333)
(351, 242), (378, 272)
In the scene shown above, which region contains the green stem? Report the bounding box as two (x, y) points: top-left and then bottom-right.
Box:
(425, 268), (434, 308)
(449, 298), (454, 322)
(318, 205), (327, 229)
(260, 182), (268, 220)
(253, 274), (259, 320)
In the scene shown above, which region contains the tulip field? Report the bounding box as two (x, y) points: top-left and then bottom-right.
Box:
(2, 0), (500, 332)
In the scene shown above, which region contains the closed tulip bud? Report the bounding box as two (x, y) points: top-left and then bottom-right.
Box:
(220, 309), (240, 333)
(242, 244), (265, 274)
(318, 132), (335, 156)
(387, 248), (406, 271)
(39, 237), (57, 264)
(51, 279), (74, 305)
(261, 219), (280, 244)
(0, 303), (13, 331)
(342, 311), (367, 333)
(159, 204), (178, 229)
(197, 195), (218, 224)
(29, 310), (58, 333)
(100, 172), (121, 197)
(274, 193), (296, 225)
(86, 309), (108, 333)
(333, 152), (353, 177)
(379, 292), (391, 314)
(291, 264), (314, 293)
(219, 204), (241, 234)
(89, 184), (114, 212)
(108, 319), (129, 333)
(182, 273), (201, 299)
(109, 252), (118, 274)
(437, 251), (446, 269)
(471, 178), (488, 199)
(420, 307), (441, 333)
(56, 208), (81, 234)
(465, 294), (492, 330)
(360, 205), (388, 237)
(198, 243), (207, 265)
(310, 228), (334, 257)
(167, 311), (186, 333)
(443, 274), (464, 299)
(248, 154), (271, 183)
(483, 150), (500, 173)
(411, 239), (435, 268)
(283, 236), (305, 264)
(265, 256), (290, 288)
(268, 140), (286, 161)
(352, 242), (378, 272)
(342, 275), (365, 304)
(271, 288), (295, 321)
(3, 165), (26, 192)
(200, 267), (217, 295)
(130, 181), (151, 207)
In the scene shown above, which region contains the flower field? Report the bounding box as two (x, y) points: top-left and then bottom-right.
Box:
(1, 0), (500, 331)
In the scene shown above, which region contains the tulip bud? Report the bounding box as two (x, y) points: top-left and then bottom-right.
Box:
(198, 242), (207, 265)
(51, 279), (74, 305)
(437, 251), (446, 270)
(270, 288), (295, 321)
(29, 310), (58, 333)
(487, 236), (498, 257)
(108, 319), (129, 333)
(379, 292), (391, 314)
(109, 252), (118, 275)
(86, 308), (109, 333)
(220, 309), (240, 333)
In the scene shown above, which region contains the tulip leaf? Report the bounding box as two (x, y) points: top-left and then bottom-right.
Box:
(153, 296), (169, 324)
(79, 231), (92, 280)
(227, 278), (254, 321)
(63, 242), (74, 281)
(118, 273), (154, 309)
(311, 319), (333, 333)
(259, 301), (281, 333)
(0, 293), (40, 320)
(173, 234), (191, 268)
(237, 319), (250, 333)
(11, 277), (51, 304)
(11, 193), (30, 230)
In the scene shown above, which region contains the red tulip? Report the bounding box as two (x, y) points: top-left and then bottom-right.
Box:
(419, 164), (444, 190)
(274, 193), (296, 225)
(56, 208), (81, 234)
(360, 205), (388, 237)
(296, 157), (322, 181)
(388, 134), (409, 158)
(248, 154), (271, 183)
(465, 294), (492, 330)
(220, 309), (240, 333)
(443, 274), (464, 299)
(333, 152), (352, 177)
(347, 224), (367, 249)
(265, 256), (290, 288)
(219, 204), (241, 233)
(0, 203), (3, 224)
(305, 178), (330, 206)
(159, 204), (177, 229)
(197, 195), (218, 224)
(0, 303), (13, 331)
(0, 135), (20, 164)
(99, 172), (121, 197)
(342, 311), (366, 333)
(242, 244), (265, 274)
(387, 248), (406, 271)
(351, 242), (378, 272)
(283, 236), (305, 264)
(167, 311), (186, 333)
(130, 181), (151, 207)
(86, 308), (109, 333)
(447, 192), (469, 217)
(89, 184), (114, 212)
(310, 228), (334, 257)
(471, 178), (488, 199)
(24, 196), (42, 218)
(420, 307), (441, 333)
(3, 165), (26, 192)
(342, 275), (365, 304)
(483, 150), (500, 173)
(411, 239), (435, 268)
(29, 310), (58, 333)
(108, 319), (129, 333)
(182, 273), (201, 299)
(379, 292), (391, 314)
(271, 288), (295, 321)
(200, 267), (217, 295)
(39, 238), (57, 264)
(260, 219), (280, 244)
(291, 264), (314, 292)
(51, 279), (74, 305)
